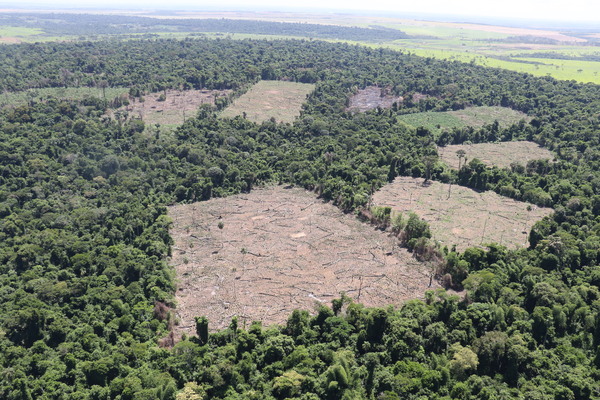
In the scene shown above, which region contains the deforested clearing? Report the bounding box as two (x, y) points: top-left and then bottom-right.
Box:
(372, 177), (553, 252)
(169, 186), (437, 334)
(438, 141), (554, 169)
(220, 80), (315, 123)
(346, 86), (404, 112)
(111, 89), (231, 127)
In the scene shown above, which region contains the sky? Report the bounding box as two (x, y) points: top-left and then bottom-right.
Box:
(8, 0), (600, 23)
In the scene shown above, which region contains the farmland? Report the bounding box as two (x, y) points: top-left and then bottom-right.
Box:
(438, 141), (555, 169)
(372, 177), (553, 251)
(220, 80), (314, 123)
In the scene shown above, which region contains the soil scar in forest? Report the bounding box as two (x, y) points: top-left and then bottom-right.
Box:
(169, 186), (437, 335)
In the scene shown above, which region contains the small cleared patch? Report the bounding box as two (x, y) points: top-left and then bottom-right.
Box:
(115, 89), (230, 127)
(169, 186), (436, 334)
(220, 80), (315, 123)
(438, 141), (554, 169)
(346, 86), (404, 112)
(0, 36), (21, 44)
(372, 177), (553, 252)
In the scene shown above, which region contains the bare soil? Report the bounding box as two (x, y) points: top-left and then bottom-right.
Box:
(438, 141), (554, 170)
(115, 89), (230, 126)
(0, 37), (21, 44)
(169, 186), (437, 335)
(372, 177), (553, 252)
(346, 86), (404, 112)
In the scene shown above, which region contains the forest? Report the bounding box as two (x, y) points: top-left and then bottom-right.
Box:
(0, 37), (599, 399)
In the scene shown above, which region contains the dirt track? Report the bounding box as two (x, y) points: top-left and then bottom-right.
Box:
(169, 186), (437, 334)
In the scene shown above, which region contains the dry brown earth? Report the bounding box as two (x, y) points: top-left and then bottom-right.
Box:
(169, 186), (437, 335)
(0, 37), (21, 44)
(438, 141), (554, 170)
(115, 89), (230, 126)
(372, 177), (553, 252)
(220, 80), (315, 123)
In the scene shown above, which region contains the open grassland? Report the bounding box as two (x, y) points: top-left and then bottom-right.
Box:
(323, 37), (600, 84)
(386, 20), (585, 42)
(398, 106), (529, 135)
(372, 177), (553, 252)
(438, 141), (555, 170)
(169, 186), (436, 334)
(0, 26), (44, 36)
(220, 80), (315, 123)
(0, 25), (71, 43)
(509, 58), (600, 82)
(0, 87), (128, 107)
(112, 89), (230, 127)
(0, 26), (45, 43)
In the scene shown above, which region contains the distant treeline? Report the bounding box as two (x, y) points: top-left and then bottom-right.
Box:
(486, 35), (561, 45)
(512, 52), (600, 62)
(0, 13), (410, 41)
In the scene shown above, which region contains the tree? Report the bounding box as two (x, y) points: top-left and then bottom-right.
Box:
(449, 344), (479, 379)
(176, 382), (207, 400)
(272, 370), (305, 399)
(422, 155), (438, 182)
(195, 317), (209, 345)
(456, 149), (466, 170)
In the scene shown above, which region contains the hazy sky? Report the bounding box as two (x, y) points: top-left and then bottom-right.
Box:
(11, 0), (600, 23)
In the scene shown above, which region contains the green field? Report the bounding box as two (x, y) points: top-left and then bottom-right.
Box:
(0, 26), (44, 37)
(0, 25), (68, 43)
(220, 80), (315, 123)
(398, 106), (530, 135)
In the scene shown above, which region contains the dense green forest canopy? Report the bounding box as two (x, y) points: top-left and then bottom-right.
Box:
(0, 13), (410, 41)
(0, 38), (600, 399)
